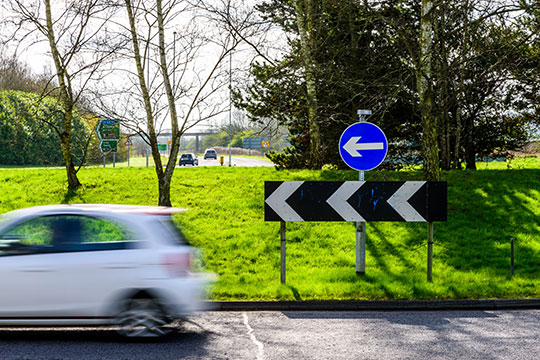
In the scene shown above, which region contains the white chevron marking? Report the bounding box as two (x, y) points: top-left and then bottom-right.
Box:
(387, 181), (426, 221)
(326, 181), (366, 222)
(265, 181), (304, 221)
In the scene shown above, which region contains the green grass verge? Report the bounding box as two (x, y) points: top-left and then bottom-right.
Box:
(0, 158), (539, 301)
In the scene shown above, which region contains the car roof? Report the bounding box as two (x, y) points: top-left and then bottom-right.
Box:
(1, 204), (187, 219)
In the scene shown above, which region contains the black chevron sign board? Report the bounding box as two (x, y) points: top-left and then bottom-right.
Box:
(265, 181), (447, 222)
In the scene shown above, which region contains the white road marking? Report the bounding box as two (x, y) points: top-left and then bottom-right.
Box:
(243, 312), (264, 360)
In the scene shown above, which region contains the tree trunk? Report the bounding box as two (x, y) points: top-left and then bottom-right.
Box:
(464, 115), (476, 170)
(45, 0), (81, 190)
(294, 0), (321, 169)
(454, 105), (462, 169)
(418, 0), (440, 181)
(454, 0), (470, 170)
(436, 8), (451, 171)
(156, 0), (180, 207)
(125, 0), (167, 204)
(158, 174), (172, 207)
(59, 122), (81, 190)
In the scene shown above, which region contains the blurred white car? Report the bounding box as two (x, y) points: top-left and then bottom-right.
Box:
(0, 204), (213, 338)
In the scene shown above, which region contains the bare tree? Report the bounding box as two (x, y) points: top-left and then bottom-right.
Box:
(93, 0), (264, 206)
(1, 0), (122, 189)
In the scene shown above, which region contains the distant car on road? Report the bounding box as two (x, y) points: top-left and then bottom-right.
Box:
(179, 153), (198, 166)
(0, 204), (213, 338)
(204, 149), (217, 160)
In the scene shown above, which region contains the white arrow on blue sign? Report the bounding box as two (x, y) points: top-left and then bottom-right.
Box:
(339, 122), (388, 171)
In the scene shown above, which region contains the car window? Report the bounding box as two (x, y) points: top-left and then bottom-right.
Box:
(156, 217), (187, 245)
(0, 215), (135, 256)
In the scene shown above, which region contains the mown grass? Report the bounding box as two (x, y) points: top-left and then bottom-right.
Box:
(0, 158), (539, 301)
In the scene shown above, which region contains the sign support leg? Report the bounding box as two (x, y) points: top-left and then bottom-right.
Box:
(356, 170), (366, 275)
(280, 221), (286, 284)
(103, 155), (106, 168)
(427, 222), (434, 282)
(356, 221), (366, 274)
(113, 152), (116, 168)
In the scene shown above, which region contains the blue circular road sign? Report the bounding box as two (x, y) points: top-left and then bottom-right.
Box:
(339, 122), (388, 171)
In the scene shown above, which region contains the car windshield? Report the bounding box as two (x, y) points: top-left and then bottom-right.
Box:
(206, 150), (215, 154)
(181, 154), (191, 159)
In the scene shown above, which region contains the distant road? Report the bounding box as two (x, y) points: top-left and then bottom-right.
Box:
(3, 310), (540, 359)
(180, 156), (274, 168)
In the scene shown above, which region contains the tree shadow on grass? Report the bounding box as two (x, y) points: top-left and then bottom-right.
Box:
(288, 285), (302, 300)
(354, 168), (540, 299)
(62, 188), (84, 204)
(439, 169), (540, 279)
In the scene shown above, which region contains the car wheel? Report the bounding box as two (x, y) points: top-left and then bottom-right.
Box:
(116, 298), (170, 338)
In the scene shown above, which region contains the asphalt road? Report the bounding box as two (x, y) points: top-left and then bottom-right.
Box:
(2, 310), (540, 359)
(178, 157), (273, 168)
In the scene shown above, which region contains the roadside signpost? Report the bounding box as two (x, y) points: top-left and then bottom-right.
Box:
(96, 119), (120, 167)
(243, 137), (269, 149)
(158, 144), (167, 151)
(338, 122), (387, 171)
(99, 139), (118, 153)
(265, 181), (447, 222)
(96, 119), (120, 140)
(125, 138), (132, 166)
(265, 110), (447, 284)
(265, 181), (447, 283)
(338, 111), (387, 274)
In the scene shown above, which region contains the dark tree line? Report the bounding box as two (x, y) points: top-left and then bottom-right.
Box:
(0, 90), (88, 166)
(234, 0), (540, 172)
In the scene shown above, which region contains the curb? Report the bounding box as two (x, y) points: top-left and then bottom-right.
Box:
(204, 299), (540, 311)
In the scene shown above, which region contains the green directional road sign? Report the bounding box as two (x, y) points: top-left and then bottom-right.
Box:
(96, 119), (120, 140)
(100, 139), (118, 152)
(157, 143), (167, 151)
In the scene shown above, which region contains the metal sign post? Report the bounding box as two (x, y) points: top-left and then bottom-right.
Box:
(427, 222), (434, 281)
(125, 138), (133, 167)
(340, 110), (389, 274)
(356, 110), (370, 274)
(280, 221), (286, 283)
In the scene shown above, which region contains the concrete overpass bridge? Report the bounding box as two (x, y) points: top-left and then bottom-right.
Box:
(158, 131), (218, 154)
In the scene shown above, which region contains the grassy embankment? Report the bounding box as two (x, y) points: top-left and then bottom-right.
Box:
(0, 157), (539, 301)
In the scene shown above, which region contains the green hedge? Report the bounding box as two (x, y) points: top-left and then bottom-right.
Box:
(0, 90), (89, 166)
